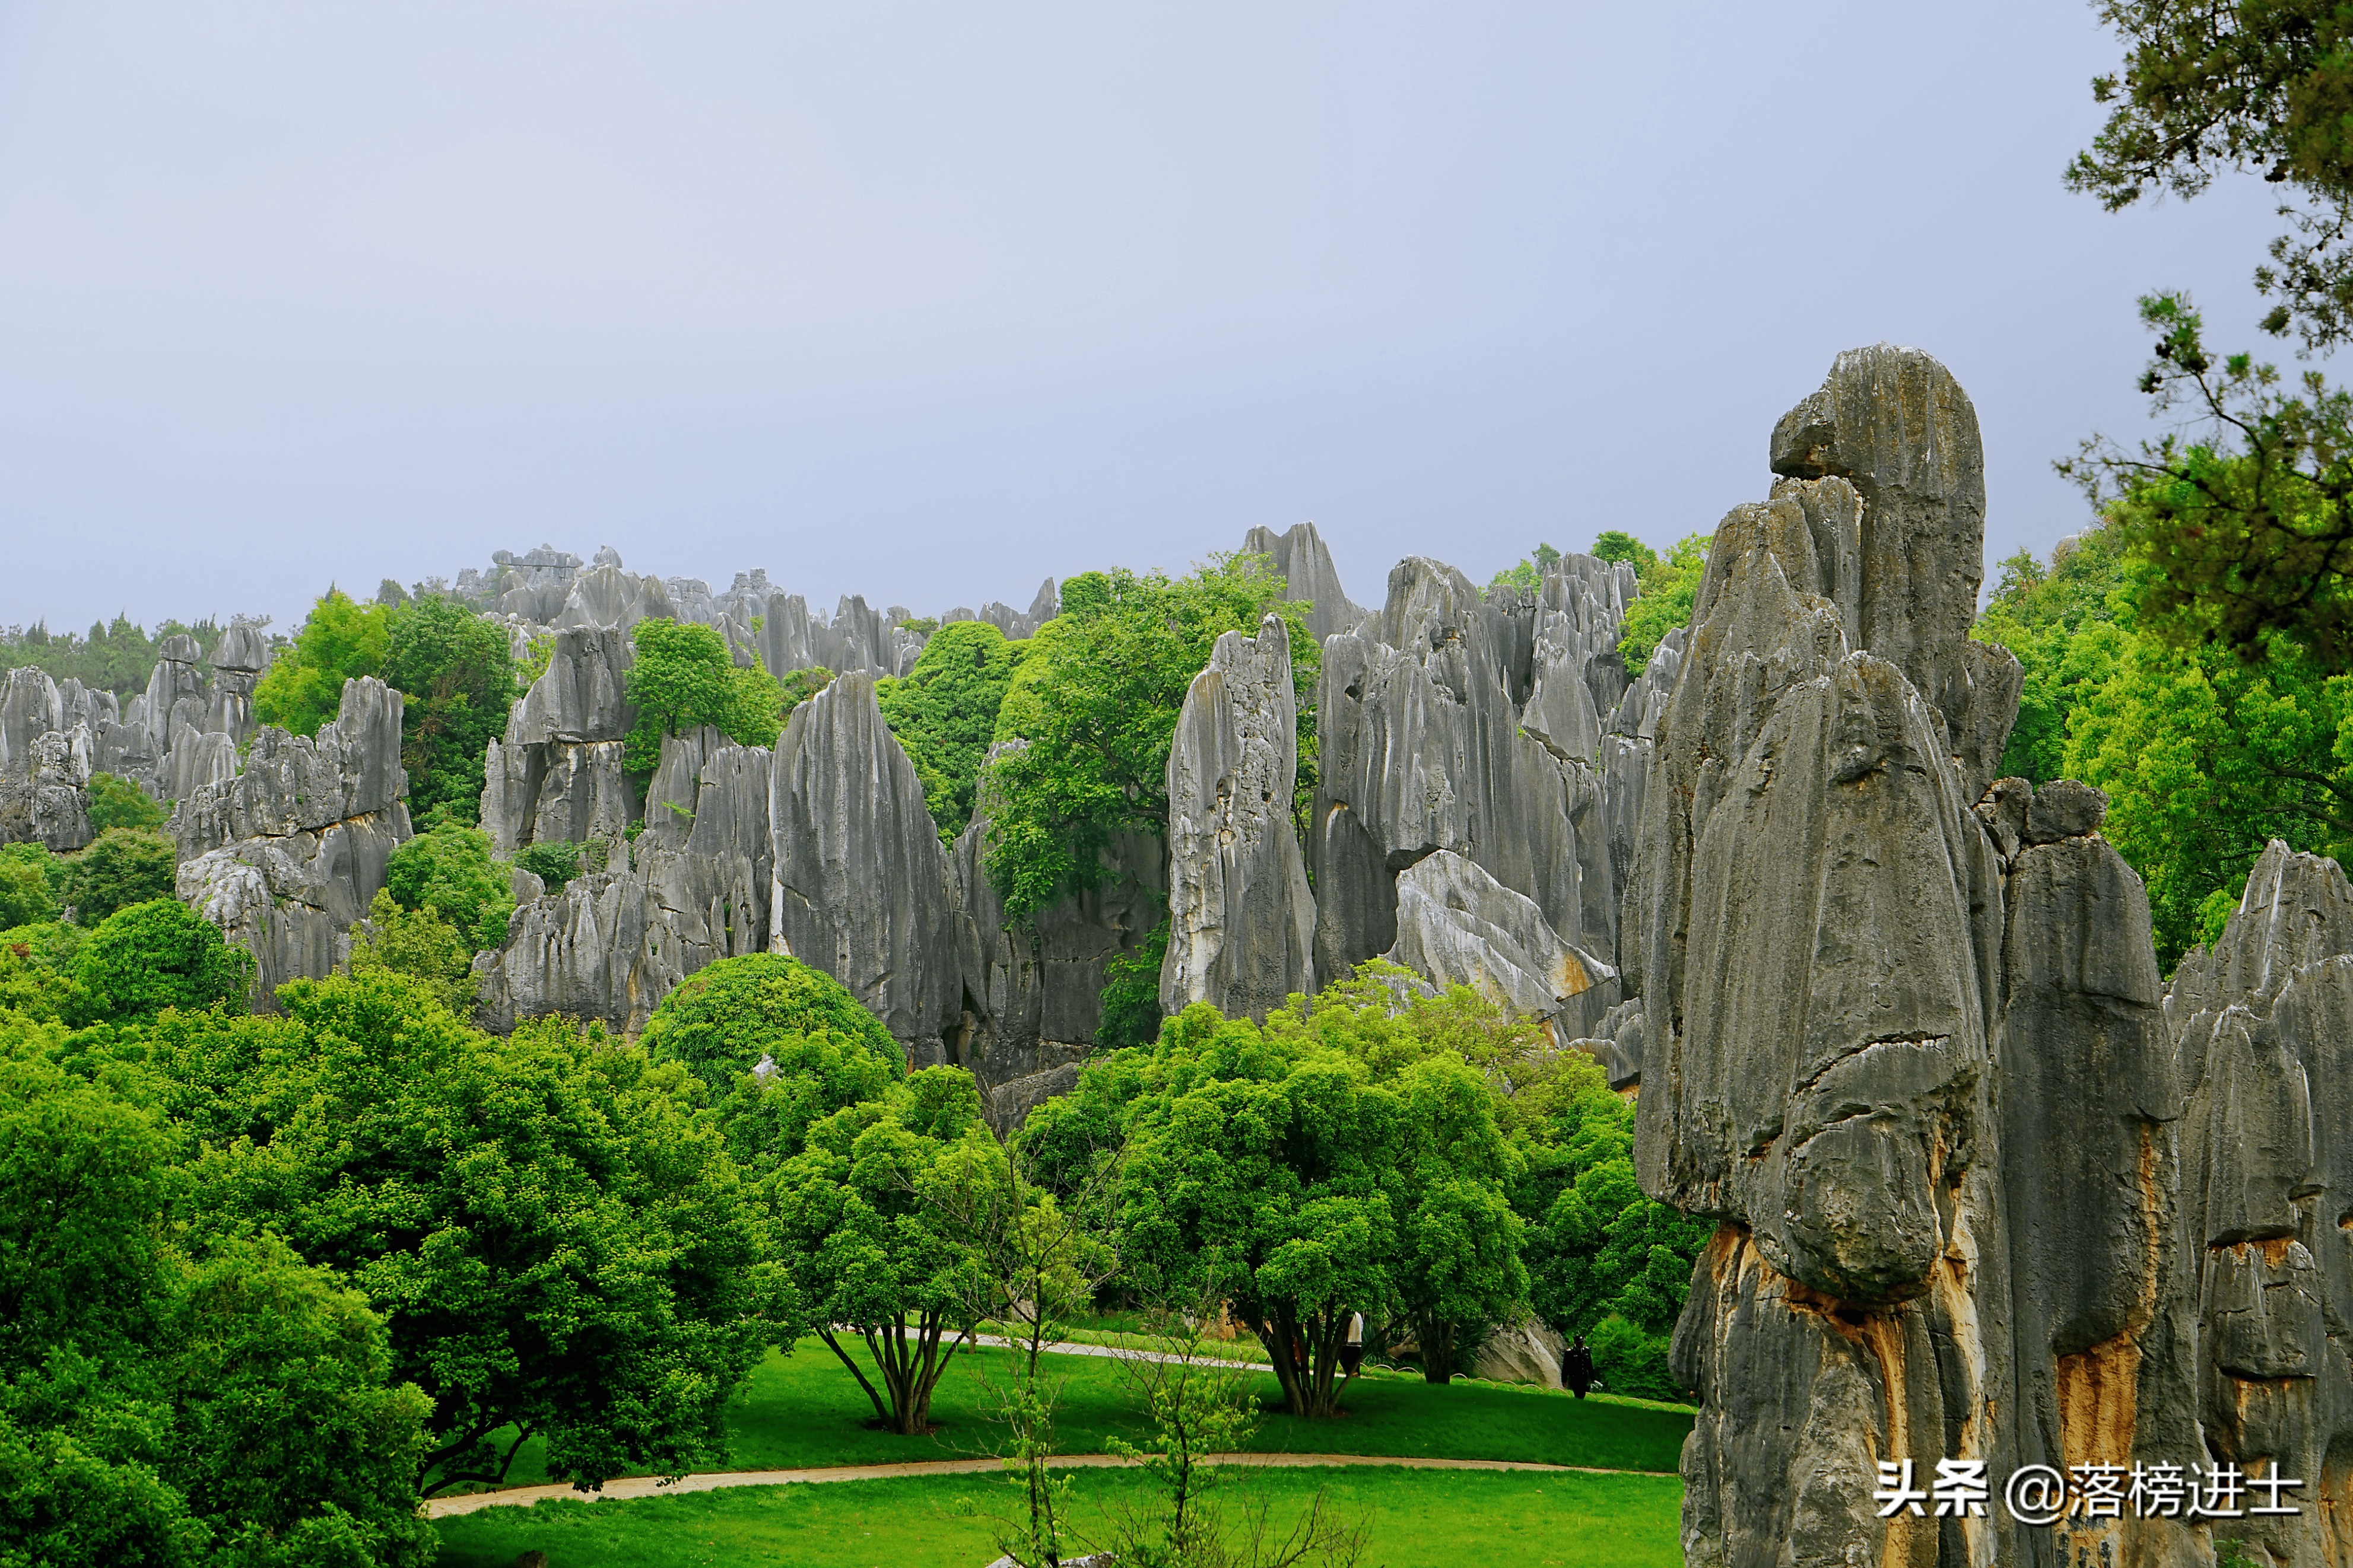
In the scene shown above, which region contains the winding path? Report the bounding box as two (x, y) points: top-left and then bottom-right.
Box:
(426, 1452), (1657, 1518)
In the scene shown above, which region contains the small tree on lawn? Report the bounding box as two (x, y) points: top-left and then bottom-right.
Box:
(774, 1065), (993, 1435)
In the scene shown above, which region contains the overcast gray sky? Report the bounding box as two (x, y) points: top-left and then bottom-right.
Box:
(0, 1), (2301, 633)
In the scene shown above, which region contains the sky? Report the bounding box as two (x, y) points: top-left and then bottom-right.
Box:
(0, 1), (2307, 634)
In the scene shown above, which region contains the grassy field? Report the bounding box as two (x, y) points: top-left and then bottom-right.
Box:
(457, 1338), (1693, 1494)
(434, 1465), (1686, 1568)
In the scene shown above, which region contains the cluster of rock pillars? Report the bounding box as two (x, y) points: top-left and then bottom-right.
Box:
(4, 346), (2348, 1566)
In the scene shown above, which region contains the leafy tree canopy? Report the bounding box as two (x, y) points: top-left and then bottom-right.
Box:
(382, 822), (513, 951)
(348, 887), (477, 1016)
(2068, 1), (2353, 351)
(252, 590), (390, 739)
(983, 553), (1316, 923)
(512, 838), (589, 895)
(875, 620), (1021, 842)
(771, 1066), (995, 1434)
(624, 619), (792, 774)
(0, 614), (240, 698)
(85, 772), (167, 835)
(74, 899), (253, 1024)
(1973, 523), (2134, 785)
(1488, 542), (1564, 593)
(1591, 530), (1660, 570)
(153, 972), (781, 1497)
(640, 952), (904, 1089)
(0, 842), (57, 930)
(382, 594), (517, 823)
(59, 828), (178, 927)
(1616, 532), (1711, 674)
(2064, 293), (2353, 673)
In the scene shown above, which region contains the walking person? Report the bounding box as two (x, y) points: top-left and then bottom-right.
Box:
(1339, 1311), (1366, 1379)
(1564, 1335), (1593, 1400)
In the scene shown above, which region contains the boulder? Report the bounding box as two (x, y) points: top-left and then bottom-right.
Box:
(1160, 613), (1316, 1022)
(1466, 1309), (1564, 1389)
(1383, 851), (1618, 1042)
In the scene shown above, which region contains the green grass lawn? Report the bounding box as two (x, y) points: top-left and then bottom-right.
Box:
(434, 1465), (1686, 1568)
(458, 1338), (1692, 1495)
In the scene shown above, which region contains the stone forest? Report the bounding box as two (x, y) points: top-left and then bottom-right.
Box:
(10, 340), (2353, 1568)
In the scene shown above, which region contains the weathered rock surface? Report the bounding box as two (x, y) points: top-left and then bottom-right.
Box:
(0, 724), (94, 852)
(2161, 839), (2353, 1568)
(1628, 349), (2218, 1568)
(769, 672), (961, 1053)
(1383, 851), (1617, 1042)
(480, 628), (640, 854)
(474, 726), (771, 1034)
(948, 743), (1165, 1088)
(1243, 521), (1366, 644)
(1466, 1309), (1564, 1389)
(1160, 613), (1316, 1022)
(173, 678), (411, 999)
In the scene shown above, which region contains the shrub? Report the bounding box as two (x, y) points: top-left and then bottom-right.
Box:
(0, 844), (58, 928)
(1587, 1313), (1685, 1402)
(74, 899), (252, 1022)
(348, 888), (477, 1016)
(1094, 916), (1167, 1051)
(59, 828), (176, 925)
(640, 952), (903, 1084)
(513, 839), (588, 895)
(382, 823), (512, 949)
(84, 772), (167, 834)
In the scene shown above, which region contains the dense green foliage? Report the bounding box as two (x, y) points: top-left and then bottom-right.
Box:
(348, 888), (477, 1014)
(0, 1040), (437, 1566)
(85, 772), (168, 834)
(382, 594), (517, 822)
(58, 828), (177, 925)
(1095, 915), (1170, 1051)
(512, 838), (589, 894)
(1591, 531), (1659, 570)
(1615, 532), (1710, 674)
(2069, 2), (2353, 351)
(771, 1068), (996, 1433)
(1488, 542), (1563, 593)
(875, 620), (1021, 841)
(382, 822), (513, 950)
(2065, 294), (2353, 675)
(640, 952), (904, 1086)
(1974, 528), (2135, 785)
(0, 615), (234, 698)
(252, 590), (390, 738)
(624, 618), (792, 774)
(155, 974), (782, 1496)
(74, 900), (253, 1023)
(983, 554), (1316, 923)
(0, 843), (57, 928)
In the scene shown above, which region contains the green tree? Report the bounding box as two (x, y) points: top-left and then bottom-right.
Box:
(1591, 530), (1659, 571)
(876, 621), (1021, 842)
(512, 839), (588, 894)
(154, 973), (780, 1496)
(1095, 916), (1170, 1052)
(381, 822), (512, 950)
(1488, 542), (1563, 593)
(382, 594), (517, 823)
(1615, 532), (1711, 674)
(983, 554), (1316, 923)
(348, 888), (476, 1016)
(58, 828), (177, 925)
(773, 1067), (993, 1435)
(1972, 526), (2133, 784)
(2068, 2), (2353, 351)
(624, 619), (789, 774)
(251, 590), (390, 739)
(2065, 294), (2353, 673)
(0, 842), (58, 928)
(85, 773), (167, 834)
(639, 952), (904, 1087)
(74, 900), (253, 1023)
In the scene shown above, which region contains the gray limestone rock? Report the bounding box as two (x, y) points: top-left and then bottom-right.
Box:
(2160, 839), (2353, 1568)
(550, 564), (679, 631)
(480, 627), (640, 854)
(1466, 1309), (1564, 1389)
(1383, 851), (1618, 1042)
(1626, 350), (2234, 1568)
(948, 743), (1164, 1089)
(170, 678), (411, 998)
(1241, 521), (1366, 644)
(0, 667), (65, 769)
(1160, 613), (1316, 1022)
(769, 672), (961, 1052)
(0, 723), (95, 851)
